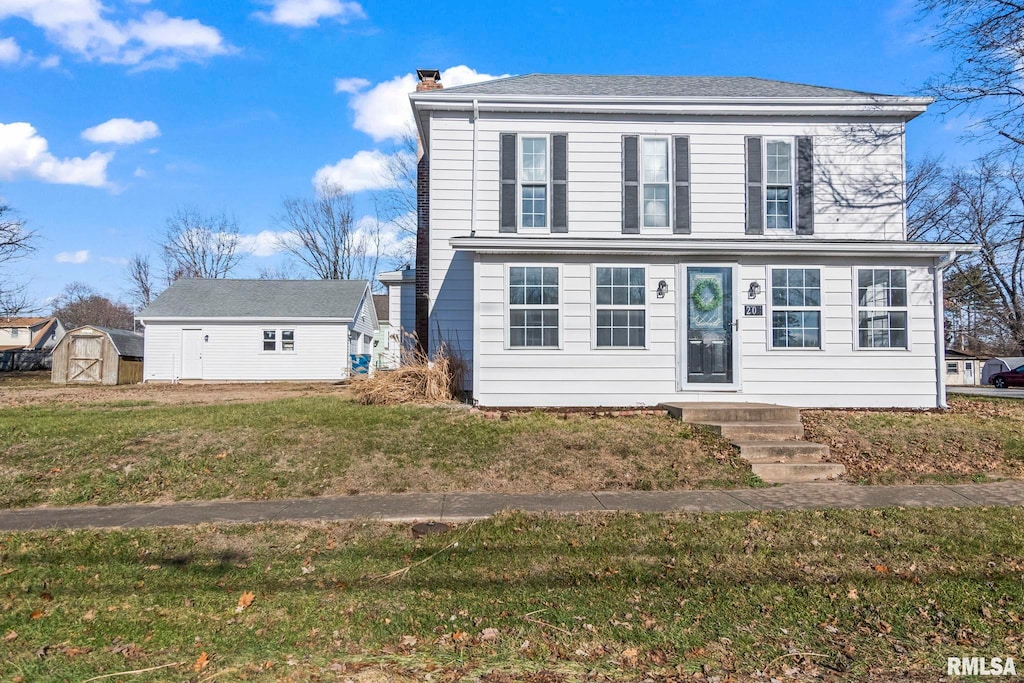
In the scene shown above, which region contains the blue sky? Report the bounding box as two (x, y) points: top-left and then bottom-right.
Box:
(0, 0), (985, 307)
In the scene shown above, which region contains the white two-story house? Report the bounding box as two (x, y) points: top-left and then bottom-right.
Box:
(409, 71), (976, 408)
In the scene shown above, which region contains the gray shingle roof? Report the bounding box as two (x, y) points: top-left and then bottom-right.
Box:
(90, 327), (145, 358)
(432, 74), (891, 99)
(139, 279), (370, 320)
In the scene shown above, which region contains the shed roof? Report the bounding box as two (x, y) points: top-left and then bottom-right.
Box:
(0, 316), (52, 329)
(433, 74), (893, 99)
(91, 327), (144, 358)
(372, 294), (389, 323)
(138, 279), (370, 320)
(989, 356), (1024, 368)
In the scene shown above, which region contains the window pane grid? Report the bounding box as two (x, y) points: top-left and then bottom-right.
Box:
(521, 185), (547, 228)
(770, 268), (821, 349)
(765, 140), (793, 230)
(509, 266), (559, 348)
(857, 269), (909, 349)
(520, 137), (548, 229)
(595, 267), (646, 348)
(641, 138), (670, 228)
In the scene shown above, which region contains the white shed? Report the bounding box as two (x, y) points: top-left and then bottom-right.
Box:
(982, 357), (1024, 385)
(137, 279), (377, 382)
(378, 267), (416, 368)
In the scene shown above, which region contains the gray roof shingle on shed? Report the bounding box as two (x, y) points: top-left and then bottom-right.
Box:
(139, 279), (370, 320)
(89, 327), (145, 358)
(431, 74), (892, 99)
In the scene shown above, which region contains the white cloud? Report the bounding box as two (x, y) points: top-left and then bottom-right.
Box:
(82, 118), (160, 145)
(355, 212), (414, 259)
(313, 148), (412, 194)
(0, 121), (112, 187)
(236, 229), (296, 257)
(333, 76), (369, 94)
(39, 54), (60, 68)
(55, 249), (89, 264)
(133, 166), (147, 177)
(346, 65), (506, 142)
(0, 1), (231, 68)
(253, 0), (365, 28)
(0, 36), (21, 64)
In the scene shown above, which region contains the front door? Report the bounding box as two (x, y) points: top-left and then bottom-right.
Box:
(686, 266), (734, 384)
(181, 329), (203, 379)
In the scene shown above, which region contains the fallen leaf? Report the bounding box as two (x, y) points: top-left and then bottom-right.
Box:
(452, 630), (467, 642)
(4, 630), (17, 642)
(400, 635), (418, 647)
(215, 452), (227, 459)
(480, 627), (499, 642)
(236, 591), (255, 613)
(40, 591), (53, 602)
(874, 564), (890, 574)
(82, 610), (95, 621)
(30, 610), (44, 620)
(847, 588), (859, 601)
(620, 647), (640, 667)
(193, 652), (210, 672)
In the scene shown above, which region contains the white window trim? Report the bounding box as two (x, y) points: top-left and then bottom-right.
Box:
(590, 264), (650, 351)
(767, 266), (825, 351)
(518, 134), (551, 231)
(853, 267), (912, 351)
(640, 135), (672, 229)
(261, 328), (297, 354)
(504, 263), (563, 351)
(764, 137), (796, 233)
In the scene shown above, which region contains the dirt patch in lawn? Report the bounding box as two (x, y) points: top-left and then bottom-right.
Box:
(803, 395), (1024, 484)
(0, 371), (352, 407)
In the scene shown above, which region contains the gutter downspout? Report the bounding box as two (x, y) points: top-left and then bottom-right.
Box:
(471, 99), (479, 235)
(934, 249), (957, 408)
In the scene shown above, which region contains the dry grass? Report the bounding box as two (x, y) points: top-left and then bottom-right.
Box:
(350, 343), (466, 405)
(803, 395), (1024, 484)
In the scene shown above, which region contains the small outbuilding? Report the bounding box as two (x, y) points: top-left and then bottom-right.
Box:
(51, 326), (144, 385)
(982, 356), (1024, 385)
(944, 349), (985, 386)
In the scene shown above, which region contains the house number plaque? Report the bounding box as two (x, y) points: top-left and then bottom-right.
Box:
(743, 305), (764, 316)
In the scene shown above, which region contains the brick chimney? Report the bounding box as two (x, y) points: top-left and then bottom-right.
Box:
(416, 68), (443, 92)
(413, 69), (440, 354)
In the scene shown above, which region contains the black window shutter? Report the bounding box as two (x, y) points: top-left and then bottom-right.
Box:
(673, 136), (691, 235)
(551, 134), (568, 233)
(499, 133), (517, 233)
(796, 136), (815, 235)
(622, 135), (639, 234)
(745, 136), (764, 235)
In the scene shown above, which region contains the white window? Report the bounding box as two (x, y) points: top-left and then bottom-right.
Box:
(857, 268), (909, 349)
(642, 137), (670, 228)
(10, 328), (19, 338)
(282, 330), (295, 351)
(947, 362), (958, 374)
(264, 329), (295, 352)
(765, 139), (793, 230)
(520, 137), (548, 228)
(770, 268), (821, 349)
(595, 267), (646, 347)
(509, 266), (558, 347)
(262, 329), (276, 351)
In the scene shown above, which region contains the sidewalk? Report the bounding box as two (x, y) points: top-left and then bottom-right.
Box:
(0, 481), (1021, 532)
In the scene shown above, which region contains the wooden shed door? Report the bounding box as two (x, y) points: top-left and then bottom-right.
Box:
(68, 335), (103, 383)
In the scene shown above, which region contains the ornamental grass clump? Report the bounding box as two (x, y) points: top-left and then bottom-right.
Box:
(350, 339), (465, 405)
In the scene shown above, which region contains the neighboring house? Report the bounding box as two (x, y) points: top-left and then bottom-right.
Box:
(409, 71), (977, 408)
(379, 267), (416, 366)
(371, 294), (395, 369)
(982, 357), (1024, 386)
(137, 279), (377, 382)
(0, 316), (66, 371)
(51, 326), (144, 385)
(944, 349), (984, 387)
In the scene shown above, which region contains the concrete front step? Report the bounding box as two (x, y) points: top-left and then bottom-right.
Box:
(703, 421), (804, 441)
(662, 402), (801, 424)
(733, 440), (829, 463)
(750, 462), (847, 483)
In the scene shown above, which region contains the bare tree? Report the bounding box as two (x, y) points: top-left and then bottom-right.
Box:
(942, 155), (1024, 353)
(256, 259), (308, 280)
(378, 130), (418, 238)
(0, 201), (36, 316)
(125, 253), (156, 309)
(275, 182), (383, 280)
(906, 155), (956, 240)
(918, 0), (1024, 146)
(52, 282), (135, 330)
(161, 207), (245, 280)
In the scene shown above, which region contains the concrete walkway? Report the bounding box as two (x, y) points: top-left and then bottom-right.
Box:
(0, 481), (1021, 532)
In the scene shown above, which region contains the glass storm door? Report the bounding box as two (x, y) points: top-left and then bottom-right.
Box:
(686, 266), (734, 384)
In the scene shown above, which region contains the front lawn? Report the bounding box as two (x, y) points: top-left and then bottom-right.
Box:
(0, 394), (746, 507)
(2, 507), (1022, 681)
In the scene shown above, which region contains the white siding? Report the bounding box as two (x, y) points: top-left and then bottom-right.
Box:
(143, 321), (352, 381)
(472, 254), (939, 408)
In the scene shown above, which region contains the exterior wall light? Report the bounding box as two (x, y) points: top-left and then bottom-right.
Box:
(656, 280), (668, 298)
(747, 282), (762, 299)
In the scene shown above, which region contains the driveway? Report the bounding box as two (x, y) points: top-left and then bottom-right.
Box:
(949, 386), (1024, 400)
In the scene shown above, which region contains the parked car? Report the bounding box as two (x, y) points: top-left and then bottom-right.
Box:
(990, 365), (1024, 388)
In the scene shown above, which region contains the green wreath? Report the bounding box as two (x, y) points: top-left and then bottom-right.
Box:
(690, 278), (723, 313)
